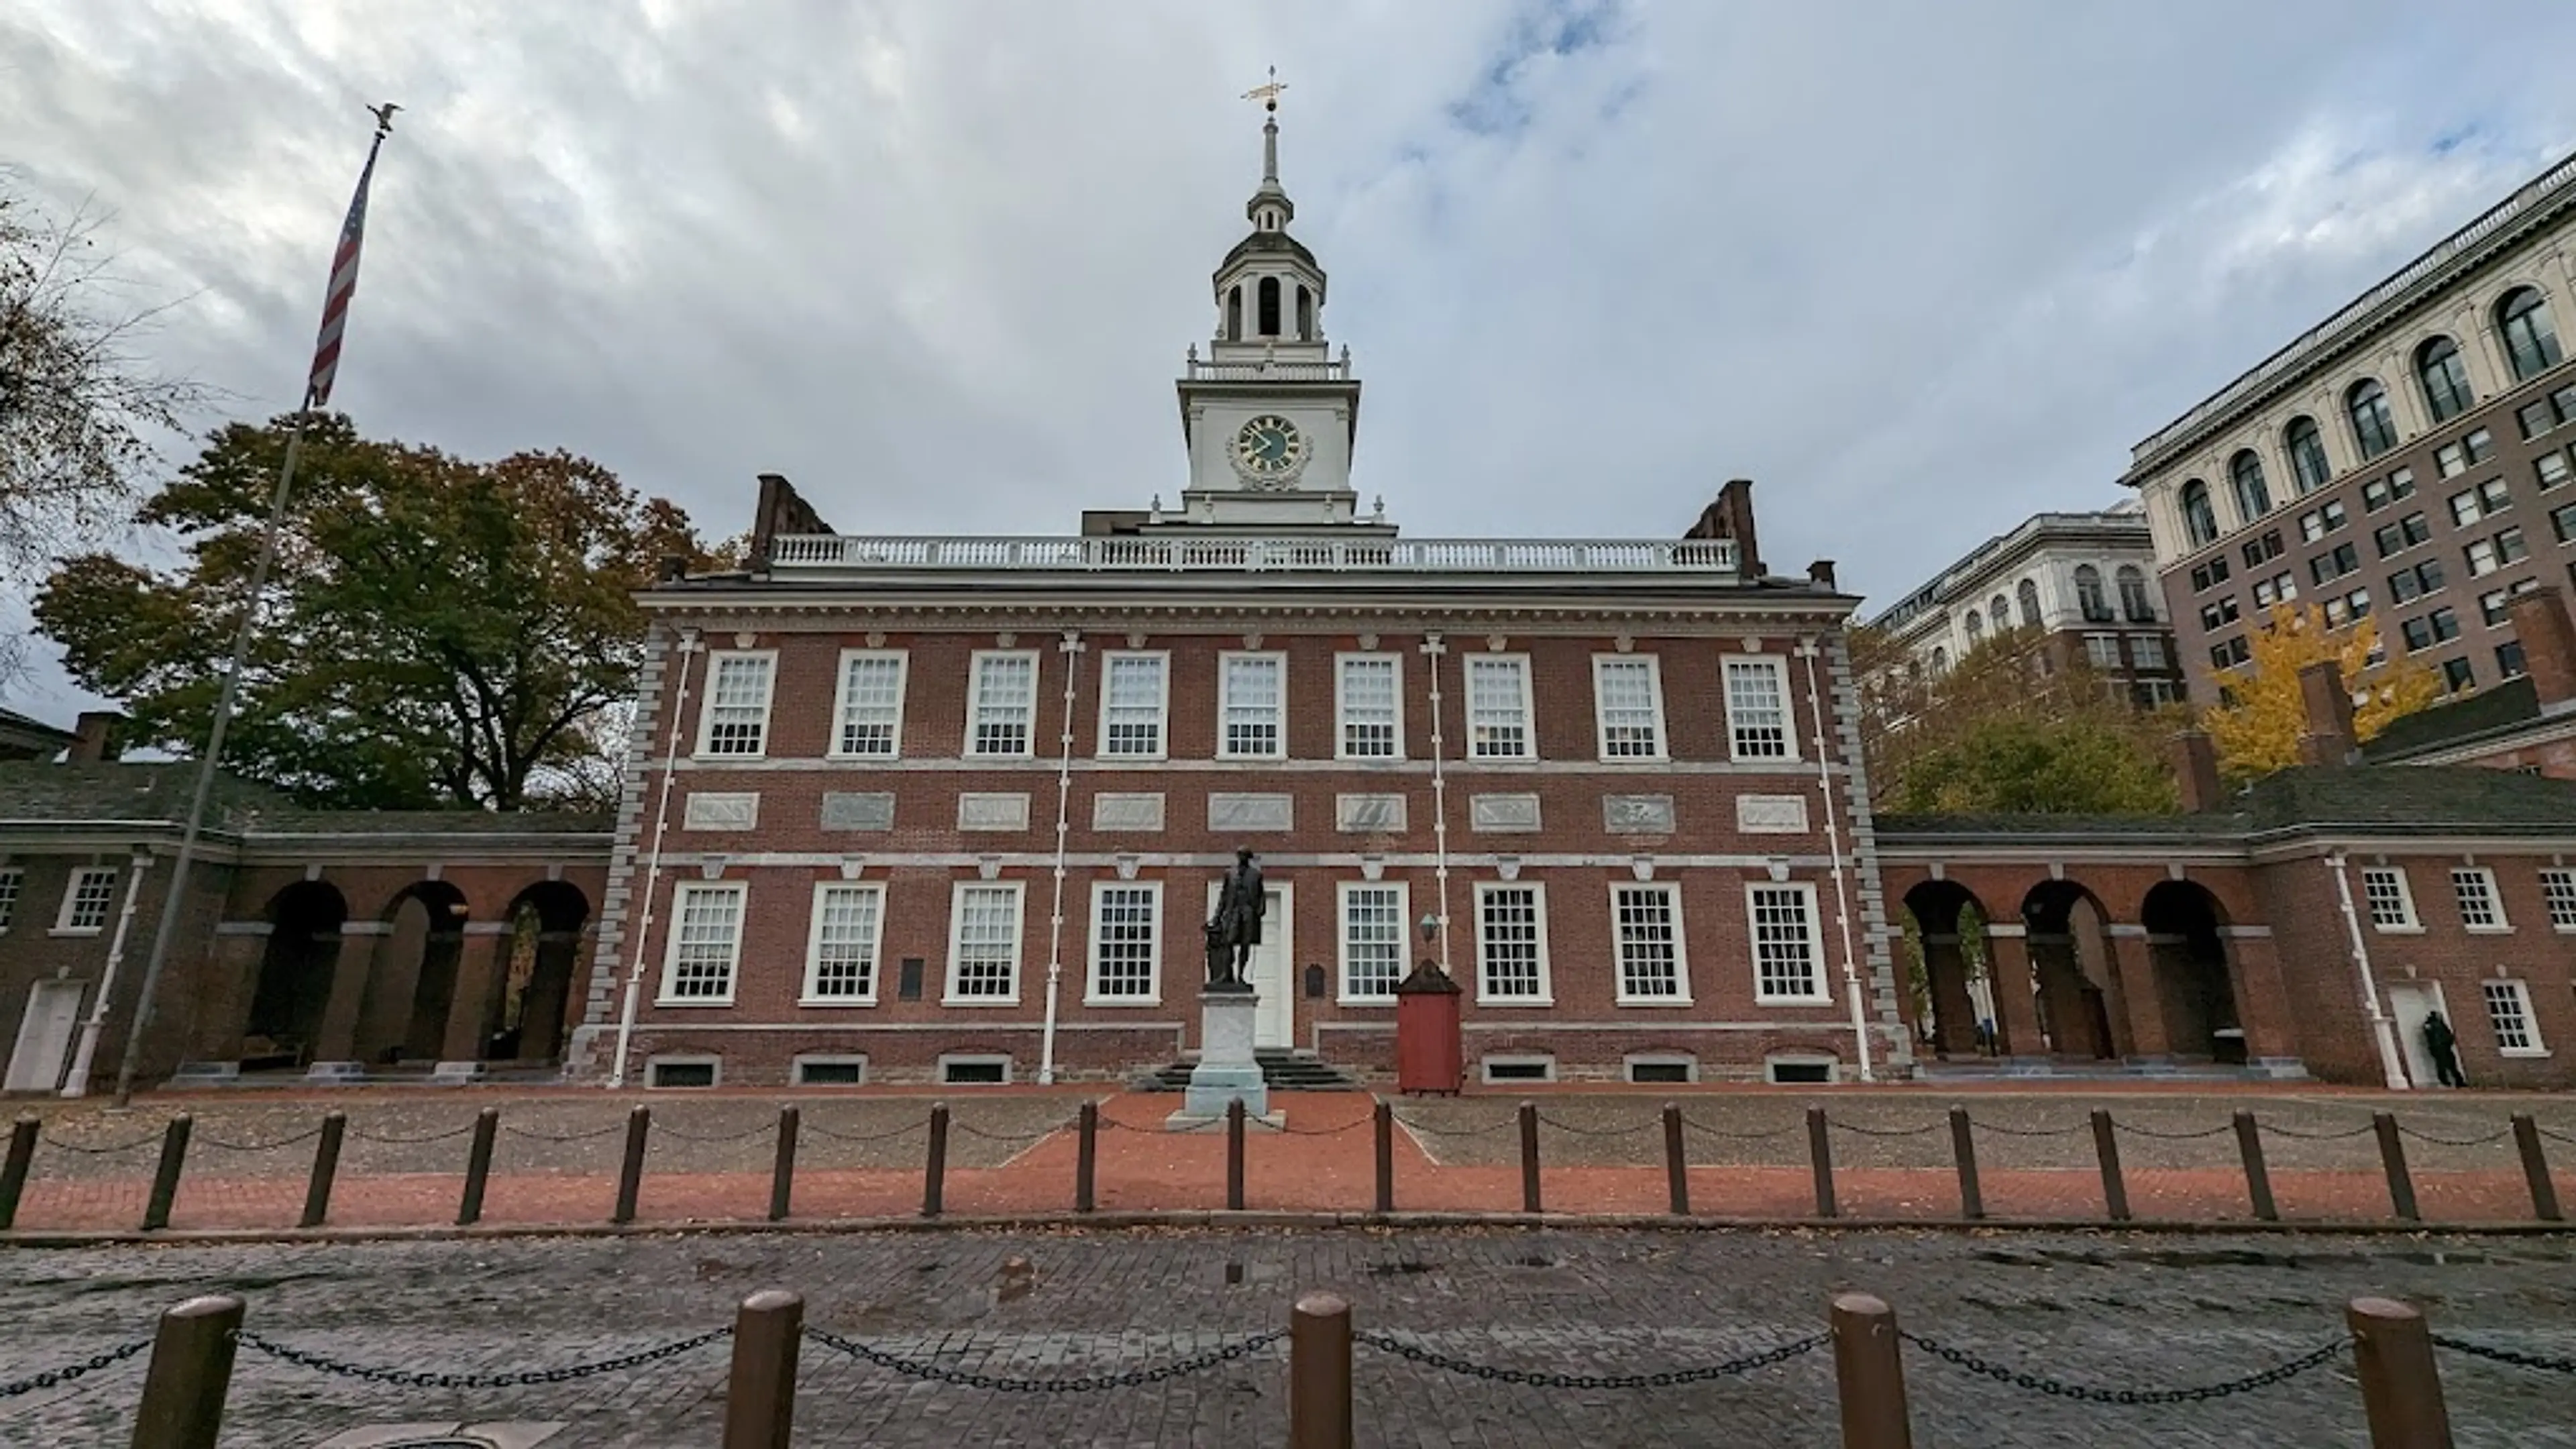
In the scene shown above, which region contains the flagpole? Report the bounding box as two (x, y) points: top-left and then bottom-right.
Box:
(105, 105), (398, 1107)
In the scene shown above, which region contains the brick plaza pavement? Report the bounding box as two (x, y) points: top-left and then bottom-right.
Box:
(3, 1225), (2575, 1446)
(4, 1085), (2574, 1235)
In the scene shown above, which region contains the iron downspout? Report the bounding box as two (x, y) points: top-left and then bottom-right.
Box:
(2328, 851), (2411, 1089)
(608, 629), (700, 1090)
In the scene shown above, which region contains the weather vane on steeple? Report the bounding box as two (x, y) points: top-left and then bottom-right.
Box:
(1242, 66), (1287, 113)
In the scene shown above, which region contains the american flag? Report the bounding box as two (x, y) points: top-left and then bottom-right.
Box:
(306, 115), (394, 409)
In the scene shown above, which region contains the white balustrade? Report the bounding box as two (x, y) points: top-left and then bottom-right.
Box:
(765, 532), (1739, 576)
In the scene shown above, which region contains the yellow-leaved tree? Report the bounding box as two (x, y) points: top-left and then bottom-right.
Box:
(2203, 604), (2440, 780)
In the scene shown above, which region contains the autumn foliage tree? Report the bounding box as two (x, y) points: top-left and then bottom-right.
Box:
(2203, 603), (2440, 780)
(36, 413), (733, 810)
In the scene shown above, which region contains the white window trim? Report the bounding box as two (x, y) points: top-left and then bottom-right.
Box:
(2361, 867), (2423, 933)
(693, 648), (779, 760)
(1472, 881), (1554, 1007)
(944, 879), (1026, 1006)
(1609, 881), (1693, 1006)
(2485, 979), (2550, 1057)
(2453, 867), (2512, 933)
(1216, 650), (1289, 760)
(827, 648), (910, 761)
(1094, 649), (1171, 762)
(52, 866), (118, 936)
(1623, 1053), (1699, 1084)
(645, 1054), (722, 1089)
(1721, 653), (1798, 763)
(2540, 869), (2576, 932)
(1336, 879), (1411, 1006)
(1085, 879), (1163, 1007)
(1590, 653), (1670, 763)
(1765, 1054), (1842, 1084)
(1334, 651), (1406, 761)
(938, 1053), (1014, 1085)
(963, 649), (1042, 759)
(1480, 1053), (1558, 1084)
(791, 1053), (869, 1086)
(656, 880), (747, 1006)
(1464, 653), (1538, 761)
(800, 881), (886, 1006)
(1747, 881), (1833, 1006)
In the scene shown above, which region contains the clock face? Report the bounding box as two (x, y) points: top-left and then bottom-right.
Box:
(1232, 414), (1306, 484)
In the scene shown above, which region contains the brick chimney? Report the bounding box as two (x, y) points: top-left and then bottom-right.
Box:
(1684, 478), (1765, 580)
(2296, 659), (2357, 767)
(2169, 728), (2222, 812)
(2506, 584), (2576, 706)
(1807, 559), (1838, 591)
(68, 711), (122, 763)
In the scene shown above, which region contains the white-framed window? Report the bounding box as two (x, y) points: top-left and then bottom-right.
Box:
(792, 1054), (868, 1086)
(945, 881), (1024, 1004)
(1218, 651), (1286, 759)
(1723, 655), (1794, 761)
(2361, 867), (2420, 931)
(1591, 654), (1668, 761)
(1611, 882), (1689, 1004)
(1336, 653), (1403, 759)
(1096, 651), (1169, 759)
(657, 881), (746, 1004)
(2130, 635), (2170, 671)
(2452, 867), (2508, 931)
(1474, 882), (1551, 1004)
(2084, 634), (2123, 670)
(802, 882), (885, 1004)
(965, 650), (1040, 758)
(830, 649), (908, 759)
(1337, 881), (1409, 1002)
(1087, 881), (1162, 1004)
(1465, 655), (1535, 760)
(696, 650), (777, 757)
(54, 867), (118, 934)
(2540, 868), (2576, 930)
(1748, 882), (1829, 1004)
(2483, 979), (2546, 1055)
(0, 867), (23, 932)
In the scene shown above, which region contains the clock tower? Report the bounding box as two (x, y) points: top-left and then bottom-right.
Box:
(1167, 80), (1380, 534)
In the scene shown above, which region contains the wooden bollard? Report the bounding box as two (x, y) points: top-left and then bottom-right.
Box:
(767, 1106), (798, 1224)
(1829, 1293), (1913, 1449)
(2511, 1114), (2561, 1222)
(0, 1114), (37, 1232)
(1288, 1291), (1354, 1449)
(2235, 1110), (2278, 1222)
(922, 1102), (949, 1218)
(129, 1294), (244, 1449)
(457, 1107), (499, 1226)
(2373, 1113), (2419, 1223)
(1809, 1107), (1839, 1219)
(299, 1112), (345, 1229)
(1073, 1100), (1098, 1214)
(1518, 1100), (1542, 1214)
(721, 1289), (804, 1449)
(2090, 1109), (2129, 1223)
(2347, 1297), (2451, 1448)
(142, 1114), (192, 1232)
(611, 1104), (651, 1225)
(1226, 1097), (1247, 1211)
(1662, 1102), (1690, 1216)
(1372, 1099), (1394, 1214)
(1947, 1106), (1983, 1222)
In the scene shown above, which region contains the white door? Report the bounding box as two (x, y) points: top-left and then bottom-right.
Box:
(5, 981), (85, 1093)
(2385, 982), (2447, 1088)
(1205, 881), (1294, 1050)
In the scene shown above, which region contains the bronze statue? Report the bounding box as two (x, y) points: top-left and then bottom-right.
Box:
(1207, 847), (1265, 987)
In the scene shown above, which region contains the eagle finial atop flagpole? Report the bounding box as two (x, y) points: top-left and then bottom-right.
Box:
(368, 101), (402, 137)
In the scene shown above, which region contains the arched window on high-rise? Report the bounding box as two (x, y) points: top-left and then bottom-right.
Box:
(2075, 564), (2110, 621)
(1964, 609), (1985, 646)
(2017, 579), (2041, 629)
(2180, 480), (2218, 547)
(2416, 336), (2474, 422)
(2499, 287), (2565, 382)
(2286, 417), (2332, 494)
(2229, 450), (2270, 523)
(2116, 565), (2154, 623)
(2347, 379), (2398, 460)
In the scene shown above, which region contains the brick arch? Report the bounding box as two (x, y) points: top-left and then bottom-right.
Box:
(493, 880), (592, 1065)
(2141, 879), (2247, 1065)
(1897, 879), (1996, 1059)
(345, 880), (473, 1068)
(2016, 877), (2125, 1061)
(243, 881), (348, 1071)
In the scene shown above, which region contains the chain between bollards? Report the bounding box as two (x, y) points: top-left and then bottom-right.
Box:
(922, 1102), (949, 1218)
(2235, 1110), (2278, 1222)
(1947, 1106), (1982, 1222)
(129, 1294), (243, 1449)
(0, 1114), (36, 1231)
(2372, 1112), (2418, 1223)
(611, 1104), (651, 1226)
(721, 1289), (802, 1449)
(142, 1114), (191, 1232)
(1075, 1100), (1098, 1214)
(2090, 1109), (2129, 1223)
(767, 1106), (799, 1224)
(1808, 1106), (1838, 1219)
(298, 1112), (345, 1230)
(457, 1107), (499, 1227)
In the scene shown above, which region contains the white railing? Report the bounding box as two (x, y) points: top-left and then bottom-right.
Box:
(1183, 358), (1351, 381)
(766, 533), (1739, 575)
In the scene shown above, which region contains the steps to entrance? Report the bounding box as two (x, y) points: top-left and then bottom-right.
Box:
(1915, 1057), (2310, 1083)
(1130, 1049), (1363, 1093)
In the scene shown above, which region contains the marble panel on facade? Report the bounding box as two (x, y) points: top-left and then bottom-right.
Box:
(820, 792), (896, 832)
(1602, 794), (1676, 835)
(1208, 793), (1293, 833)
(1470, 794), (1542, 833)
(959, 793), (1032, 832)
(1091, 792), (1167, 832)
(1735, 794), (1812, 834)
(682, 792), (759, 832)
(1336, 793), (1408, 833)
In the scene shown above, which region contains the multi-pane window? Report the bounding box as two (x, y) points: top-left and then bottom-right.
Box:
(1088, 883), (1160, 1002)
(2483, 980), (2544, 1055)
(2449, 478), (2512, 527)
(2444, 656), (2477, 693)
(2401, 607), (2463, 651)
(1466, 655), (1534, 759)
(2555, 501), (2576, 547)
(698, 651), (776, 757)
(1097, 652), (1168, 759)
(2180, 482), (2218, 546)
(2540, 868), (2576, 930)
(2074, 564), (2110, 621)
(1338, 882), (1408, 1002)
(1612, 884), (1687, 1004)
(1724, 656), (1793, 761)
(2298, 500), (2348, 541)
(2084, 635), (2122, 670)
(2209, 635), (2251, 668)
(1592, 655), (1667, 759)
(2418, 337), (2475, 423)
(2544, 450), (2575, 491)
(833, 651), (907, 758)
(2517, 381), (2576, 439)
(2287, 417), (2332, 494)
(2361, 867), (2418, 930)
(2200, 596), (2241, 630)
(659, 882), (745, 1002)
(2309, 543), (2361, 586)
(1748, 883), (1827, 1003)
(2116, 566), (2156, 621)
(1336, 655), (1401, 759)
(1218, 653), (1285, 759)
(2017, 578), (2043, 627)
(56, 867), (117, 932)
(2362, 468), (2416, 512)
(2388, 559), (2445, 606)
(1474, 884), (1550, 1003)
(2347, 379), (2399, 460)
(2452, 867), (2507, 930)
(2231, 451), (2271, 523)
(803, 883), (885, 1002)
(967, 650), (1038, 757)
(2500, 639), (2529, 679)
(2244, 529), (2286, 566)
(2500, 287), (2564, 382)
(2130, 635), (2169, 670)
(2437, 427), (2498, 478)
(0, 867), (21, 932)
(947, 883), (1024, 1002)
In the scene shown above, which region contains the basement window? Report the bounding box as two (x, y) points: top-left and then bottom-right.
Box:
(1480, 1055), (1556, 1084)
(792, 1055), (867, 1087)
(646, 1057), (719, 1089)
(1764, 1056), (1837, 1085)
(938, 1055), (1012, 1086)
(1625, 1055), (1697, 1085)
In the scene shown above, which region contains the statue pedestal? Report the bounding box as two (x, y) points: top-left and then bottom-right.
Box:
(1166, 983), (1282, 1132)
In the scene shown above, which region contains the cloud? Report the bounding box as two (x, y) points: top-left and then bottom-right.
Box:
(6, 0), (2576, 722)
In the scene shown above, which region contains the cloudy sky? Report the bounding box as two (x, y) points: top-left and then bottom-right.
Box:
(8, 0), (2576, 728)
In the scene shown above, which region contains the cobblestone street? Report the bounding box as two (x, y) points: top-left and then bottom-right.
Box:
(4, 1225), (2575, 1446)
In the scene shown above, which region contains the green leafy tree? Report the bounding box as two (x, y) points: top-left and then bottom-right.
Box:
(1881, 712), (2181, 815)
(36, 413), (730, 809)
